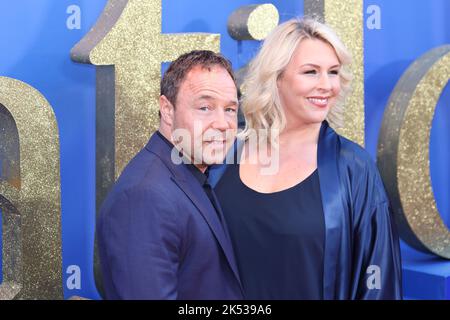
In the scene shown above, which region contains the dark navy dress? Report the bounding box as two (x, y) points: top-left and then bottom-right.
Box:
(215, 163), (325, 300)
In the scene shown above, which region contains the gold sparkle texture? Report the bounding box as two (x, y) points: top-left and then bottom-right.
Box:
(71, 0), (220, 295)
(228, 4), (279, 41)
(305, 0), (365, 146)
(378, 45), (450, 259)
(0, 77), (63, 299)
(71, 0), (220, 181)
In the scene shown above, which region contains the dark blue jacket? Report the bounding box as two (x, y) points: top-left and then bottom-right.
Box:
(97, 132), (243, 299)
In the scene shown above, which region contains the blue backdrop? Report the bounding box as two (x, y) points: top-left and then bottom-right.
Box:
(0, 0), (449, 299)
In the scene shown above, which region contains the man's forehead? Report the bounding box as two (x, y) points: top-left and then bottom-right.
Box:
(184, 65), (228, 82)
(182, 65), (236, 92)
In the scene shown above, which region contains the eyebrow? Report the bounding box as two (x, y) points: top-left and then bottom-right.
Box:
(196, 94), (238, 106)
(300, 63), (341, 69)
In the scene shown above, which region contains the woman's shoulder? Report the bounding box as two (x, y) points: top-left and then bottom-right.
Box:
(336, 134), (390, 205)
(337, 135), (378, 173)
(320, 121), (377, 173)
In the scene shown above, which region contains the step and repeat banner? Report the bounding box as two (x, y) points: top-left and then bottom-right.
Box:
(0, 0), (449, 299)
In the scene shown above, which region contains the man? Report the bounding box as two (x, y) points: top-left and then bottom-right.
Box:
(97, 50), (243, 299)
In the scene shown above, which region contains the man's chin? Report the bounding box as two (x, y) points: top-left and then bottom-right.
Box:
(201, 153), (227, 166)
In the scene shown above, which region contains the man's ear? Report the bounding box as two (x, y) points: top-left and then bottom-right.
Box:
(159, 95), (174, 126)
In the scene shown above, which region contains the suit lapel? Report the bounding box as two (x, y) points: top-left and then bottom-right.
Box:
(170, 175), (243, 291)
(145, 133), (243, 292)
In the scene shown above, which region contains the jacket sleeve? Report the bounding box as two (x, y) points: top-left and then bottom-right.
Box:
(351, 165), (403, 300)
(97, 187), (181, 299)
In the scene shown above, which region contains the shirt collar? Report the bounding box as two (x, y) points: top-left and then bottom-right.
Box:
(156, 130), (208, 185)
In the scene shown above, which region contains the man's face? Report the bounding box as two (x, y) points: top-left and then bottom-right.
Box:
(170, 65), (238, 171)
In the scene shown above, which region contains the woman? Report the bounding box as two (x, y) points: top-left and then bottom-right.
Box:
(213, 18), (402, 299)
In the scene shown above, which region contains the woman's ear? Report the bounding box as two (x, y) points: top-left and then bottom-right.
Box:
(276, 72), (283, 89)
(159, 95), (174, 126)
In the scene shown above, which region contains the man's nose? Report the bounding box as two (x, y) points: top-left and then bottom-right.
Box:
(211, 110), (229, 130)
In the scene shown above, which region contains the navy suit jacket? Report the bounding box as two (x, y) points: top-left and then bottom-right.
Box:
(97, 132), (244, 299)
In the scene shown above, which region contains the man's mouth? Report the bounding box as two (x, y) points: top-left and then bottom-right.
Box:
(205, 139), (226, 145)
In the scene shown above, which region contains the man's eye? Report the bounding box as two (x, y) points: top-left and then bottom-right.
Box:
(199, 106), (210, 111)
(225, 108), (237, 113)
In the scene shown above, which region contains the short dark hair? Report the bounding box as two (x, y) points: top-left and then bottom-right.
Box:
(161, 50), (236, 107)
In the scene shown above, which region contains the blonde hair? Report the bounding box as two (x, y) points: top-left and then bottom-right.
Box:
(240, 17), (352, 142)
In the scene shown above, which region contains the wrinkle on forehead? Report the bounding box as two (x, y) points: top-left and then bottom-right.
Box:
(181, 65), (237, 99)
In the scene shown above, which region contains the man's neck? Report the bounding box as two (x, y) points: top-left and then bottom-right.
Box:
(194, 163), (208, 173)
(158, 127), (174, 145)
(157, 128), (208, 173)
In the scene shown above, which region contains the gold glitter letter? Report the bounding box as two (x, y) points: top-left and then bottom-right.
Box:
(0, 77), (62, 299)
(71, 0), (220, 293)
(71, 0), (220, 182)
(378, 45), (450, 259)
(304, 0), (365, 145)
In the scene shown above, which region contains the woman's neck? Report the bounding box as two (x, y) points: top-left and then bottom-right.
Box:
(279, 121), (322, 146)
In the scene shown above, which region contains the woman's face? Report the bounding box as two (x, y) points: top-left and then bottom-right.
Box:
(277, 38), (341, 127)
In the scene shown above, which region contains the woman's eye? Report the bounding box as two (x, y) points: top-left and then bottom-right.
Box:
(329, 70), (339, 75)
(304, 70), (317, 75)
